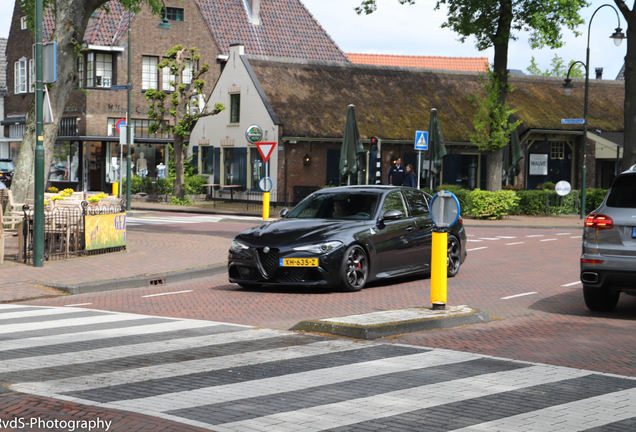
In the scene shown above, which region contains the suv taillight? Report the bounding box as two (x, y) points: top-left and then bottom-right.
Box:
(584, 213), (613, 230)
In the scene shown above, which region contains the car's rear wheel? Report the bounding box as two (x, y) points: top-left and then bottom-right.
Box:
(583, 285), (620, 312)
(447, 235), (461, 277)
(340, 245), (368, 292)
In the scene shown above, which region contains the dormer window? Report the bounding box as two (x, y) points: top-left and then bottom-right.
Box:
(86, 52), (113, 88)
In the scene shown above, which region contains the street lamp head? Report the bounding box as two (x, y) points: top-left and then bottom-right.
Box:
(157, 17), (172, 38)
(562, 78), (574, 96)
(611, 27), (626, 46)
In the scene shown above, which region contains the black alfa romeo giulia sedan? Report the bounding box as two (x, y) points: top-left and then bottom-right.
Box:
(228, 185), (467, 291)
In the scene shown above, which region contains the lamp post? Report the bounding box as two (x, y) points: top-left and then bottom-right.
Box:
(562, 4), (625, 219)
(125, 4), (171, 211)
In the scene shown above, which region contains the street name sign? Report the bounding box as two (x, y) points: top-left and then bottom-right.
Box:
(561, 119), (585, 125)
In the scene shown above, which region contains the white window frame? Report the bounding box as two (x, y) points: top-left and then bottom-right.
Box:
(86, 52), (113, 88)
(183, 59), (197, 85)
(142, 56), (158, 90)
(162, 66), (175, 91)
(14, 58), (27, 94)
(29, 59), (35, 93)
(20, 16), (27, 30)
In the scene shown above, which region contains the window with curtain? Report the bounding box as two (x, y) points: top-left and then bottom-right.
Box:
(142, 56), (158, 90)
(230, 93), (240, 124)
(14, 59), (27, 94)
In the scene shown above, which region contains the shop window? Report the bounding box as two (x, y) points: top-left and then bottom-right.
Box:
(201, 146), (214, 174)
(48, 141), (80, 183)
(230, 93), (240, 124)
(142, 56), (158, 90)
(86, 52), (113, 88)
(14, 58), (27, 94)
(163, 7), (184, 21)
(106, 118), (170, 139)
(250, 148), (264, 189)
(551, 142), (565, 160)
(162, 66), (175, 91)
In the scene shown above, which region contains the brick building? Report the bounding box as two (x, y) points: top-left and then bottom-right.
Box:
(4, 0), (346, 192)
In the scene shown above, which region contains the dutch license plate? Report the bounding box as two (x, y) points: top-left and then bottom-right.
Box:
(280, 258), (318, 267)
(632, 227), (636, 238)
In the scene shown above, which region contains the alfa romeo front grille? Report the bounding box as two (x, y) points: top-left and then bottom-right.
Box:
(256, 248), (279, 278)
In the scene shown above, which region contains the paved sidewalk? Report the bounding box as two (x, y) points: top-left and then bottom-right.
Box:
(1, 205), (583, 304)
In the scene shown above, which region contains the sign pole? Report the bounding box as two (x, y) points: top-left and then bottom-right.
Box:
(263, 161), (270, 220)
(33, 0), (44, 267)
(417, 151), (421, 189)
(126, 11), (132, 211)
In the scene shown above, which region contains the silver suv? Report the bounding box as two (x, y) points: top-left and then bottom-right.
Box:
(581, 164), (636, 311)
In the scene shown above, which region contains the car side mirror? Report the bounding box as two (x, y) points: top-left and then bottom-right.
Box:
(279, 208), (289, 217)
(382, 209), (403, 220)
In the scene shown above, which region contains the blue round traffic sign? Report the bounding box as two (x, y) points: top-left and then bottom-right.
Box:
(429, 191), (461, 228)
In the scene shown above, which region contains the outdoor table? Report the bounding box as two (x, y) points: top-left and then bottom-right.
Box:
(222, 185), (242, 200)
(202, 184), (220, 200)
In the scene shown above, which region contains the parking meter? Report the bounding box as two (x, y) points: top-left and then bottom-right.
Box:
(428, 191), (461, 310)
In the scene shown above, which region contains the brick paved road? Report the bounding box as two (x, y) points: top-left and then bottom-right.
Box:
(3, 304), (636, 432)
(21, 226), (636, 378)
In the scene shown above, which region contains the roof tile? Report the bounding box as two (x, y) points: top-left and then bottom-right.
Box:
(347, 53), (489, 72)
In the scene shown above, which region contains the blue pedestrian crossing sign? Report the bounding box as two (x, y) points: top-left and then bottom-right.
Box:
(415, 131), (428, 151)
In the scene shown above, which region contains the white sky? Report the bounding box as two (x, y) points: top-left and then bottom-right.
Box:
(0, 0), (628, 79)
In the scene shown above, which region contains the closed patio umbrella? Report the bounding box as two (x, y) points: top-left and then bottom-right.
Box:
(427, 108), (447, 189)
(503, 117), (523, 185)
(340, 105), (365, 185)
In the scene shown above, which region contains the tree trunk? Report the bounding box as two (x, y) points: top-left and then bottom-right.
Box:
(173, 136), (185, 198)
(621, 4), (636, 169)
(485, 0), (513, 192)
(11, 0), (106, 203)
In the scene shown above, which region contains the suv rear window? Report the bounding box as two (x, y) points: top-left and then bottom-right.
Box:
(606, 174), (636, 208)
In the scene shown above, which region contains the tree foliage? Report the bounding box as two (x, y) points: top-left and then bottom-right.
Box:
(614, 0), (636, 168)
(145, 45), (225, 197)
(526, 55), (584, 78)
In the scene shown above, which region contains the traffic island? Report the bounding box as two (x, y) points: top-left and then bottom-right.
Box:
(290, 305), (492, 340)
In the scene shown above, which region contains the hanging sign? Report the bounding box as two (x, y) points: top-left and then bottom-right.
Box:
(245, 124), (263, 143)
(255, 142), (277, 163)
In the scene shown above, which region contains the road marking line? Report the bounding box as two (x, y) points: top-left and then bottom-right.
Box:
(526, 235), (544, 238)
(467, 239), (483, 242)
(478, 238), (500, 241)
(501, 292), (538, 300)
(467, 247), (488, 252)
(496, 236), (517, 239)
(466, 234), (475, 237)
(562, 281), (581, 287)
(142, 290), (194, 298)
(540, 239), (558, 242)
(571, 236), (580, 239)
(556, 233), (572, 235)
(505, 242), (525, 246)
(64, 303), (93, 307)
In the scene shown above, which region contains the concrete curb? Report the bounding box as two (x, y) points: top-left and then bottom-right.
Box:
(290, 308), (492, 340)
(42, 263), (227, 295)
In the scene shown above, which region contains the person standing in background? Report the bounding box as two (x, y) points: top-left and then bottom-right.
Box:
(403, 164), (416, 188)
(387, 157), (405, 186)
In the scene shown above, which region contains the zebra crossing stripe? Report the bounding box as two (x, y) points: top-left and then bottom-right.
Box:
(0, 312), (151, 336)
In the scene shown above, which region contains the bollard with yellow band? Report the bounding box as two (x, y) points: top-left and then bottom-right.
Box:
(112, 182), (119, 197)
(263, 192), (270, 220)
(428, 190), (461, 311)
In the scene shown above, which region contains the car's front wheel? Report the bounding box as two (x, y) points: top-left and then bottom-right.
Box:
(583, 285), (620, 312)
(447, 235), (461, 277)
(340, 245), (368, 292)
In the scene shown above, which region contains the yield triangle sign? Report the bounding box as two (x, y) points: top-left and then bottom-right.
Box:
(255, 141), (277, 163)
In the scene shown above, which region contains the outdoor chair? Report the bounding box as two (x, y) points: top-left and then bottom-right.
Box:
(1, 203), (23, 265)
(6, 189), (25, 216)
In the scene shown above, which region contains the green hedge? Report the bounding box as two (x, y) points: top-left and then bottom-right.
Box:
(464, 189), (520, 220)
(513, 190), (547, 215)
(436, 185), (469, 215)
(184, 175), (208, 195)
(585, 188), (609, 214)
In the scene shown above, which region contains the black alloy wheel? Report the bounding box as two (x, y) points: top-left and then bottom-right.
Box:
(447, 235), (461, 277)
(340, 245), (368, 292)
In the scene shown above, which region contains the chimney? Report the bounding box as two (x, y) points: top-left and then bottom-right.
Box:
(595, 67), (603, 80)
(250, 0), (261, 25)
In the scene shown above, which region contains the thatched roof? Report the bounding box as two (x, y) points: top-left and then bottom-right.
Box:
(248, 56), (624, 143)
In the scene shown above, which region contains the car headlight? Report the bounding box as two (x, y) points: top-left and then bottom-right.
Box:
(230, 240), (250, 253)
(293, 241), (343, 254)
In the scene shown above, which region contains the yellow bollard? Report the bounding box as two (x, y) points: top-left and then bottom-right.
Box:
(112, 182), (119, 197)
(430, 230), (447, 309)
(263, 192), (270, 220)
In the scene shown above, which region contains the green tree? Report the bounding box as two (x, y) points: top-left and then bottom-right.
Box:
(526, 55), (585, 77)
(145, 45), (225, 198)
(615, 0), (636, 169)
(357, 0), (588, 191)
(12, 0), (166, 203)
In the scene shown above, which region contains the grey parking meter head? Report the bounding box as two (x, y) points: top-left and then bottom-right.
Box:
(429, 190), (460, 229)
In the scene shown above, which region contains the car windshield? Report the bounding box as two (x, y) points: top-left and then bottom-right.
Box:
(0, 161), (14, 171)
(606, 174), (636, 208)
(286, 192), (380, 220)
